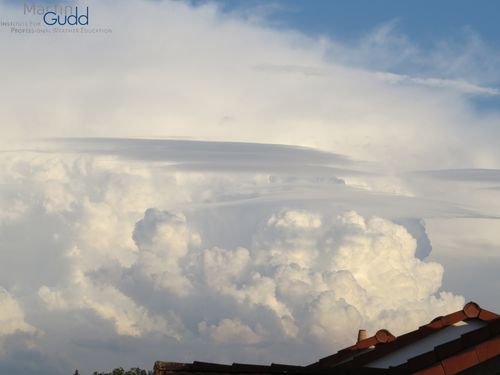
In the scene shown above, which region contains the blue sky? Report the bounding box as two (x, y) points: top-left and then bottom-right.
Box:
(12, 0), (500, 48)
(206, 0), (499, 46)
(206, 0), (500, 110)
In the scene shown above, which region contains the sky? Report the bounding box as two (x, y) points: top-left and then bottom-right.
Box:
(0, 1), (500, 374)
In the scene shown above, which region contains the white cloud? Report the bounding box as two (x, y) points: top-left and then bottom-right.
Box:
(198, 319), (263, 345)
(328, 20), (500, 87)
(0, 287), (37, 355)
(376, 72), (500, 95)
(38, 280), (185, 338)
(0, 288), (36, 338)
(1, 1), (500, 170)
(250, 210), (464, 344)
(133, 209), (200, 296)
(1, 0), (499, 373)
(0, 147), (479, 373)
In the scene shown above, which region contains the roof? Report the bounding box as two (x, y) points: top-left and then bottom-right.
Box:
(393, 318), (499, 374)
(309, 301), (499, 374)
(153, 361), (386, 375)
(154, 302), (499, 375)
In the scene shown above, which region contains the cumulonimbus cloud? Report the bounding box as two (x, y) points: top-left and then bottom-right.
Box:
(0, 152), (465, 369)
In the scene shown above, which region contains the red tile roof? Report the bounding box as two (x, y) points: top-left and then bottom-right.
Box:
(154, 302), (499, 375)
(394, 317), (499, 374)
(309, 301), (499, 374)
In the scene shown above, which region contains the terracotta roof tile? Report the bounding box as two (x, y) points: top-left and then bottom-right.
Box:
(475, 336), (500, 362)
(426, 317), (445, 330)
(391, 318), (500, 374)
(462, 302), (481, 319)
(441, 349), (479, 374)
(479, 309), (498, 321)
(311, 301), (499, 370)
(439, 311), (466, 327)
(311, 329), (397, 368)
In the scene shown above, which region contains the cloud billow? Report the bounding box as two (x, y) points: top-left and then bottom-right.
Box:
(41, 204), (462, 354)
